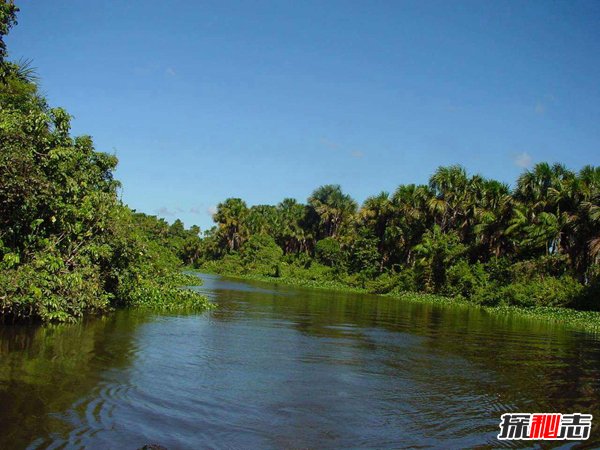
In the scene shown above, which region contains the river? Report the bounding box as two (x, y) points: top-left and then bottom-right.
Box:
(1, 273), (599, 449)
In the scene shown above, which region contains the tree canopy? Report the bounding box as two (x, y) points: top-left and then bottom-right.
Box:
(200, 165), (600, 310)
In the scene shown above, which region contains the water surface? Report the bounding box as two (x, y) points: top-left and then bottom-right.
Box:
(1, 273), (599, 449)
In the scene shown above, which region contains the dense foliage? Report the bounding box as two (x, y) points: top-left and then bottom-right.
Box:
(199, 165), (600, 311)
(2, 1), (596, 321)
(0, 3), (209, 323)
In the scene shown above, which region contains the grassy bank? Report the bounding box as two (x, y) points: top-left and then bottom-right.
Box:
(198, 266), (600, 334)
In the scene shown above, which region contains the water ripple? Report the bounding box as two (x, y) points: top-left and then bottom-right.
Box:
(9, 273), (600, 448)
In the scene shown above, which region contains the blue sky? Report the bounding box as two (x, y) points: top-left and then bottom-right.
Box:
(8, 0), (600, 230)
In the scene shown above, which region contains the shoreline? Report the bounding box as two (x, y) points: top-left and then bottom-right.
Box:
(193, 269), (600, 335)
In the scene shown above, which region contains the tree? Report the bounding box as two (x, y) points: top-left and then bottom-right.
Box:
(241, 234), (283, 276)
(0, 8), (211, 322)
(276, 198), (310, 254)
(473, 180), (514, 259)
(413, 226), (466, 293)
(246, 205), (279, 236)
(0, 0), (18, 67)
(308, 185), (357, 239)
(358, 192), (394, 269)
(198, 159), (599, 310)
(389, 184), (431, 265)
(315, 237), (344, 269)
(428, 165), (470, 233)
(213, 198), (248, 252)
(348, 228), (380, 277)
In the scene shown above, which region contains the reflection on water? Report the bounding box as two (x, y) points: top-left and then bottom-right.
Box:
(1, 273), (599, 449)
(0, 312), (150, 449)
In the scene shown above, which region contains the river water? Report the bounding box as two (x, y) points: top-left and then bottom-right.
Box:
(1, 273), (599, 449)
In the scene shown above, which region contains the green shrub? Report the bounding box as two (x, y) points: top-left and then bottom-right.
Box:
(484, 257), (513, 284)
(241, 234), (283, 276)
(509, 255), (571, 283)
(444, 260), (489, 299)
(315, 238), (344, 268)
(120, 272), (211, 312)
(287, 261), (336, 282)
(387, 268), (419, 294)
(348, 232), (380, 277)
(200, 253), (243, 274)
(475, 276), (584, 308)
(0, 259), (110, 323)
(366, 272), (399, 294)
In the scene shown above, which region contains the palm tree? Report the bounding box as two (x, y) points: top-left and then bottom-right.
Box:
(413, 225), (466, 292)
(213, 198), (248, 252)
(390, 184), (431, 265)
(516, 162), (575, 211)
(473, 180), (514, 258)
(276, 198), (310, 254)
(358, 192), (394, 268)
(246, 205), (279, 236)
(308, 185), (357, 239)
(585, 199), (600, 262)
(428, 165), (470, 233)
(511, 163), (577, 257)
(572, 166), (600, 277)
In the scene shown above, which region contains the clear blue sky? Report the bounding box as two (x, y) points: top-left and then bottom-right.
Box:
(8, 0), (600, 230)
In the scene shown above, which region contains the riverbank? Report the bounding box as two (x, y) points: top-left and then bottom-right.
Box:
(195, 268), (600, 334)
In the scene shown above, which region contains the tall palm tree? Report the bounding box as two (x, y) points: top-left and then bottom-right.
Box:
(516, 162), (575, 211)
(473, 180), (514, 258)
(246, 205), (279, 236)
(276, 198), (309, 254)
(358, 191), (394, 268)
(572, 166), (600, 277)
(512, 163), (577, 257)
(213, 198), (248, 252)
(390, 184), (431, 265)
(585, 199), (600, 262)
(308, 184), (357, 239)
(428, 165), (470, 233)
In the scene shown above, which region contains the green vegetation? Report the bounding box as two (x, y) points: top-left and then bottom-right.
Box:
(197, 164), (600, 324)
(1, 0), (598, 328)
(0, 2), (210, 323)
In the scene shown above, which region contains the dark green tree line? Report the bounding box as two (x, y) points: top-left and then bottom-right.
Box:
(201, 165), (600, 310)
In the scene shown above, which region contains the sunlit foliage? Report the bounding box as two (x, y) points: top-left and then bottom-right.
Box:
(0, 4), (210, 322)
(201, 166), (600, 311)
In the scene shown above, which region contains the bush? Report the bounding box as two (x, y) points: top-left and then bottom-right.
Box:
(485, 257), (513, 284)
(509, 255), (570, 283)
(200, 253), (243, 274)
(348, 232), (380, 277)
(475, 276), (584, 308)
(387, 268), (419, 294)
(241, 234), (283, 276)
(0, 259), (110, 323)
(443, 260), (489, 299)
(578, 278), (600, 310)
(120, 272), (211, 312)
(283, 252), (312, 269)
(366, 272), (399, 294)
(315, 237), (345, 268)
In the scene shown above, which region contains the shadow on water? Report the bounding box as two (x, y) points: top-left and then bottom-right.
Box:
(0, 272), (598, 449)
